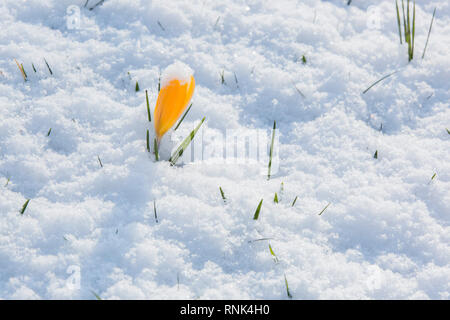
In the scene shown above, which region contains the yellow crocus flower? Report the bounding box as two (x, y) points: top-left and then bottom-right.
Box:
(153, 64), (195, 143)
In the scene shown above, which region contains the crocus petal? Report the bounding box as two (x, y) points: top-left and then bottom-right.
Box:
(153, 74), (195, 141)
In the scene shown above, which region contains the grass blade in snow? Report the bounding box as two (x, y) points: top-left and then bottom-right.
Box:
(157, 21), (165, 31)
(158, 72), (161, 92)
(422, 8), (436, 59)
(284, 274), (292, 299)
(399, 0), (415, 62)
(146, 130), (150, 152)
(154, 200), (158, 223)
(169, 117), (205, 165)
(220, 70), (226, 85)
(318, 202), (331, 216)
(253, 199), (263, 220)
(294, 85), (305, 98)
(274, 192), (279, 203)
(15, 59), (27, 81)
(268, 120), (276, 180)
(44, 58), (53, 75)
(154, 138), (159, 161)
(396, 1), (402, 44)
(248, 237), (273, 243)
(428, 173), (437, 185)
(20, 199), (30, 215)
(145, 90), (151, 122)
(402, 0), (407, 43)
(291, 196), (298, 207)
(91, 290), (102, 300)
(363, 71), (398, 94)
(411, 0), (415, 61)
(89, 0), (105, 11)
(174, 103), (193, 131)
(269, 243), (279, 263)
(219, 187), (227, 203)
(21, 64), (28, 80)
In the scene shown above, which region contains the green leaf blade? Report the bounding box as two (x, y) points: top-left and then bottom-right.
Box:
(284, 274), (292, 299)
(253, 199), (263, 220)
(268, 120), (276, 180)
(174, 103), (193, 131)
(219, 187), (226, 203)
(146, 90), (151, 122)
(318, 202), (331, 216)
(169, 117), (205, 165)
(291, 196), (298, 207)
(20, 199), (30, 215)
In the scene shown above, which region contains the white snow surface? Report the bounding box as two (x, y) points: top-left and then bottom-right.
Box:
(0, 0), (449, 299)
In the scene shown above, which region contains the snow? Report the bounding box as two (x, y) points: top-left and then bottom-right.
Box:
(0, 0), (449, 300)
(160, 61), (193, 88)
